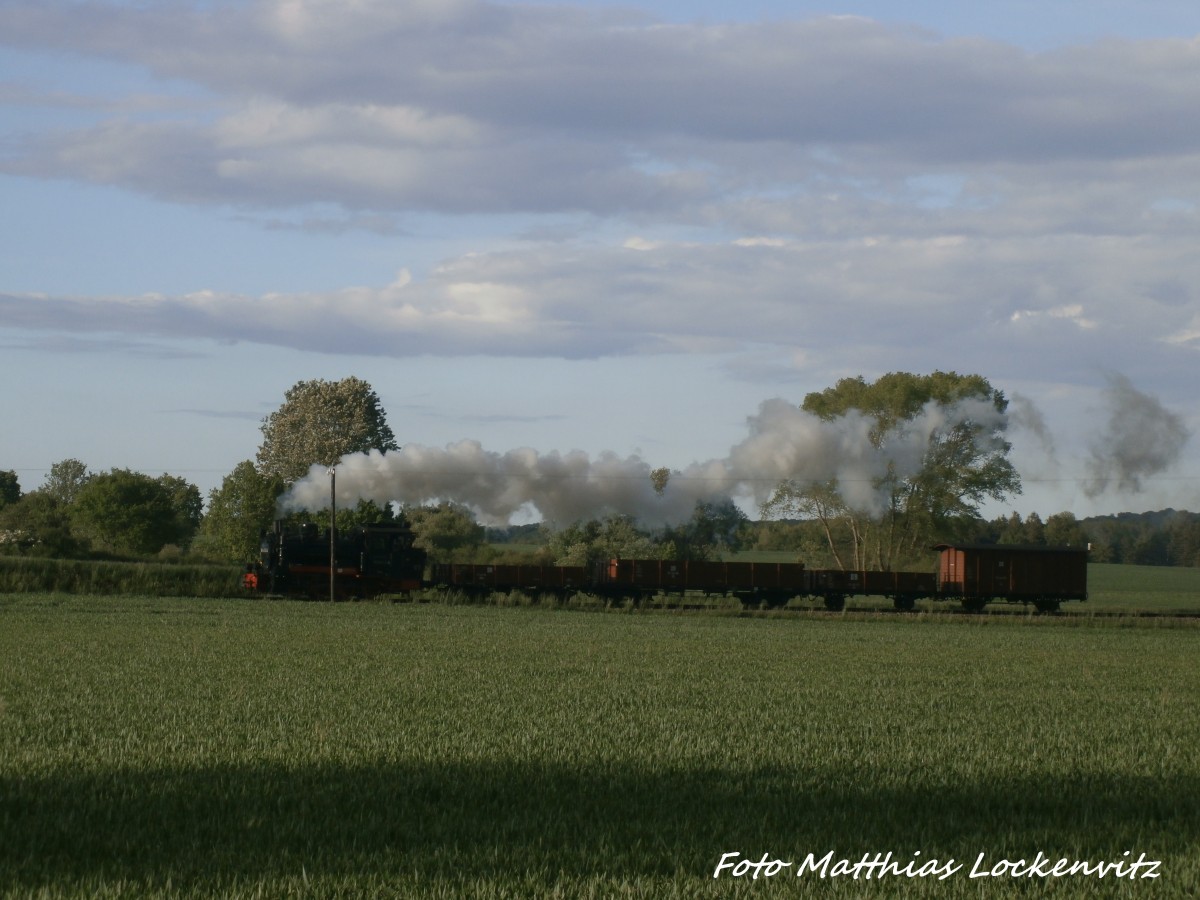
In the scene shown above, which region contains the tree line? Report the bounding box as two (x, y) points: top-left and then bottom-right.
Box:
(3, 372), (1196, 568)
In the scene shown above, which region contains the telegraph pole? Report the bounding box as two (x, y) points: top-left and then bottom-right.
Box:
(329, 467), (337, 602)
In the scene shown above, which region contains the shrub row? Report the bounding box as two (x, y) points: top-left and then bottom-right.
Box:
(0, 556), (244, 597)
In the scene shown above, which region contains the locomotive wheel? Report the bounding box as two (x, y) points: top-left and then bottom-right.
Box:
(823, 594), (846, 612)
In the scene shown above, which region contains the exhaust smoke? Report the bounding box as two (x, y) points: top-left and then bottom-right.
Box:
(281, 396), (1012, 525)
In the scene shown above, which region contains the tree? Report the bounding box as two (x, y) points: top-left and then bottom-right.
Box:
(200, 461), (285, 562)
(42, 459), (91, 505)
(650, 467), (671, 496)
(543, 515), (658, 567)
(0, 492), (84, 557)
(762, 371), (1021, 570)
(0, 470), (20, 510)
(407, 502), (485, 563)
(257, 377), (398, 483)
(1044, 511), (1089, 549)
(659, 500), (750, 560)
(70, 469), (183, 556)
(995, 511), (1047, 545)
(157, 474), (204, 548)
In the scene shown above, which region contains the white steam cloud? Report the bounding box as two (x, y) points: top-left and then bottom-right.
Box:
(282, 396), (1011, 525)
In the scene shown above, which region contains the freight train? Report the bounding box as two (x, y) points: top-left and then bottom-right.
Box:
(243, 520), (1088, 613)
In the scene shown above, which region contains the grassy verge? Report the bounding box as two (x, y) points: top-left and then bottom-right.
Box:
(1, 596), (1197, 897)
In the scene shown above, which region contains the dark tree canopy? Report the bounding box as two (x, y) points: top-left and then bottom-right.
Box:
(201, 461), (285, 563)
(0, 492), (84, 558)
(257, 377), (399, 484)
(157, 474), (204, 547)
(659, 500), (750, 561)
(0, 470), (20, 510)
(71, 469), (189, 556)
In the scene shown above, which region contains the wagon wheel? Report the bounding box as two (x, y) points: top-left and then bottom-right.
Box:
(892, 595), (915, 612)
(823, 593), (846, 612)
(960, 596), (987, 613)
(1033, 598), (1061, 614)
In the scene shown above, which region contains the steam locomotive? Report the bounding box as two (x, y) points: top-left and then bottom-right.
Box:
(243, 520), (1088, 613)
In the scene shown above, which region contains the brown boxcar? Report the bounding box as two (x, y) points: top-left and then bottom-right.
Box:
(934, 544), (1088, 612)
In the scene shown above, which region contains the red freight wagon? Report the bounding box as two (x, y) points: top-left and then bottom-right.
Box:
(934, 544), (1088, 612)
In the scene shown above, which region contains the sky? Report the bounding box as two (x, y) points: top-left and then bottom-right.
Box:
(2, 0), (1198, 525)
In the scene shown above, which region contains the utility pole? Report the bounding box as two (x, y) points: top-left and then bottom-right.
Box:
(329, 467), (337, 602)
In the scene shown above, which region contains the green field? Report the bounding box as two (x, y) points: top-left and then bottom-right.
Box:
(1, 595), (1197, 898)
(1085, 563), (1200, 613)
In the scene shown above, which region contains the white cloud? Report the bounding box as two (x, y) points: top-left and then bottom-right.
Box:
(4, 1), (1200, 221)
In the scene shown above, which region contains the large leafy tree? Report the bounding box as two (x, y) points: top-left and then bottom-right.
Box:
(71, 469), (187, 556)
(762, 371), (1021, 570)
(257, 377), (398, 484)
(200, 461), (285, 562)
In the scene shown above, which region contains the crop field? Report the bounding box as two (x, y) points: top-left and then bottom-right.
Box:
(1, 594), (1198, 898)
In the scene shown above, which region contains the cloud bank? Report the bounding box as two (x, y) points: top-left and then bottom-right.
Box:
(0, 0), (1197, 390)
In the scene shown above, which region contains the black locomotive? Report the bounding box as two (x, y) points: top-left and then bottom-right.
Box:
(243, 520), (426, 600)
(244, 520), (1087, 612)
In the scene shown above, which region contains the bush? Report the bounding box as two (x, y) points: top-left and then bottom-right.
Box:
(0, 557), (244, 597)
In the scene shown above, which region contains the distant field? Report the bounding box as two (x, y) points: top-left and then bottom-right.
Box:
(1086, 563), (1200, 613)
(1, 595), (1197, 898)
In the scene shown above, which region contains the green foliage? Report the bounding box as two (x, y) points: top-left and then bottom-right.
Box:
(0, 470), (20, 510)
(542, 515), (658, 566)
(658, 500), (750, 560)
(41, 458), (91, 505)
(280, 499), (397, 539)
(157, 473), (203, 546)
(201, 461), (285, 563)
(1044, 511), (1088, 548)
(256, 377), (398, 483)
(0, 492), (85, 558)
(406, 502), (485, 562)
(70, 469), (186, 556)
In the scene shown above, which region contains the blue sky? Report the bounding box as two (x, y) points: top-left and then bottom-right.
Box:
(2, 0), (1198, 523)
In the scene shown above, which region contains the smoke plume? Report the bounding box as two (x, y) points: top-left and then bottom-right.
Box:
(1008, 392), (1056, 458)
(281, 396), (1011, 526)
(1084, 374), (1190, 496)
